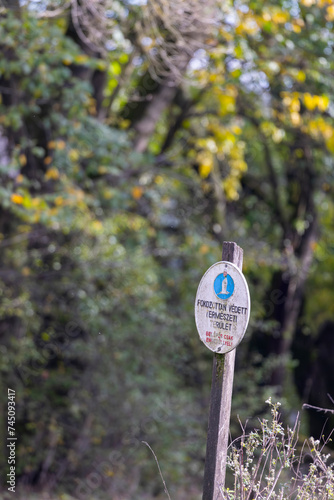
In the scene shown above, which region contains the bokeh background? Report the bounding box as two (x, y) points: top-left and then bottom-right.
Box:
(0, 0), (334, 499)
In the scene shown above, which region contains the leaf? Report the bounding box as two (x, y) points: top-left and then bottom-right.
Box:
(19, 154), (27, 166)
(132, 186), (143, 199)
(304, 93), (317, 111)
(110, 61), (122, 76)
(197, 151), (213, 178)
(326, 5), (334, 21)
(11, 193), (24, 204)
(45, 168), (59, 180)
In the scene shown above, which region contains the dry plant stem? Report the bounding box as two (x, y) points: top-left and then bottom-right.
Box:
(239, 432), (245, 500)
(267, 463), (285, 500)
(303, 403), (334, 415)
(142, 441), (172, 500)
(267, 419), (297, 499)
(225, 402), (333, 500)
(245, 448), (265, 500)
(257, 449), (271, 496)
(71, 0), (100, 54)
(139, 0), (218, 83)
(37, 1), (71, 18)
(219, 485), (226, 499)
(294, 437), (307, 482)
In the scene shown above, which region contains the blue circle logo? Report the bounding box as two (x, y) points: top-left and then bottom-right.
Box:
(214, 272), (234, 300)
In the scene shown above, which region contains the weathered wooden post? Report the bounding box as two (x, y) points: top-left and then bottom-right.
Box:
(194, 242), (250, 500)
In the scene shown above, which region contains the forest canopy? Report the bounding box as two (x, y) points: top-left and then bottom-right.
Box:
(0, 0), (334, 499)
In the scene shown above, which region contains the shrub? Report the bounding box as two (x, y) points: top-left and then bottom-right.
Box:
(222, 399), (334, 500)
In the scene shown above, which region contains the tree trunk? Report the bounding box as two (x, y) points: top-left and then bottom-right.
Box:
(271, 217), (318, 390)
(133, 83), (178, 153)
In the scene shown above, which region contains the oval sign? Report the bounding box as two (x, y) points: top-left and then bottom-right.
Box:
(195, 261), (250, 353)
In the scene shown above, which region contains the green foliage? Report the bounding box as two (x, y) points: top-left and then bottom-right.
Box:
(0, 1), (334, 499)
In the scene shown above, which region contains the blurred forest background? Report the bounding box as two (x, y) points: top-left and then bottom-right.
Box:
(0, 0), (334, 499)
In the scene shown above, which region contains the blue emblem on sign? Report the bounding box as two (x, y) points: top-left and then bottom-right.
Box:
(214, 268), (234, 300)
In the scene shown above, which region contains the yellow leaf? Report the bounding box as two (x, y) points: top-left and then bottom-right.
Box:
(44, 156), (53, 165)
(199, 164), (212, 178)
(223, 177), (240, 201)
(234, 45), (243, 58)
(45, 168), (59, 180)
(296, 70), (306, 82)
(308, 119), (320, 137)
(31, 197), (41, 207)
(75, 54), (89, 64)
(282, 94), (292, 107)
(304, 93), (316, 111)
(326, 134), (334, 154)
(69, 149), (80, 162)
(89, 105), (96, 115)
(232, 125), (242, 135)
(132, 186), (143, 200)
(218, 93), (236, 115)
(234, 159), (247, 172)
(290, 97), (300, 112)
(103, 189), (113, 200)
(326, 5), (334, 21)
(119, 53), (129, 64)
(199, 244), (210, 255)
(11, 193), (24, 204)
(56, 140), (66, 150)
(22, 267), (30, 276)
(155, 175), (164, 185)
(19, 154), (27, 166)
(291, 112), (301, 126)
(96, 60), (106, 71)
(55, 196), (64, 206)
(292, 18), (305, 32)
(120, 119), (131, 129)
(92, 220), (103, 232)
(235, 17), (259, 35)
(110, 61), (122, 76)
(272, 11), (290, 24)
(318, 120), (333, 139)
(292, 22), (301, 33)
(317, 95), (329, 112)
(197, 151), (213, 178)
(304, 93), (329, 112)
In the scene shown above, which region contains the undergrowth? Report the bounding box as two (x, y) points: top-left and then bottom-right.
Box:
(221, 398), (334, 500)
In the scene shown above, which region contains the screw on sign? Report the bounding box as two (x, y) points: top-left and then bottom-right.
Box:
(195, 242), (250, 500)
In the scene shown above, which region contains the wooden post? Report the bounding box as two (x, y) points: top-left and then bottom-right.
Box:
(202, 241), (243, 500)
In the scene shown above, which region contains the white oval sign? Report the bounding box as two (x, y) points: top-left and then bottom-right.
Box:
(195, 261), (250, 353)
